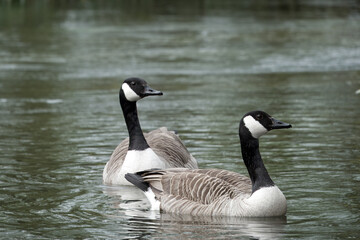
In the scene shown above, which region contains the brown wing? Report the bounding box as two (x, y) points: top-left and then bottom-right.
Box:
(139, 168), (252, 215)
(103, 137), (129, 183)
(147, 127), (198, 169)
(190, 169), (252, 194)
(103, 128), (197, 183)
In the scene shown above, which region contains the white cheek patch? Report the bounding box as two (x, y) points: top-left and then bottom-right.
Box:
(122, 83), (141, 102)
(243, 116), (268, 138)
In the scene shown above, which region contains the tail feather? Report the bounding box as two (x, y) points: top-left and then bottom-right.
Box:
(125, 173), (149, 192)
(125, 171), (160, 211)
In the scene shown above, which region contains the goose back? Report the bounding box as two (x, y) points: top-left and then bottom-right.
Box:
(103, 127), (197, 184)
(125, 110), (291, 217)
(127, 168), (256, 216)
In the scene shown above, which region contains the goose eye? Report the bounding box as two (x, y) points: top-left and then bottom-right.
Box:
(256, 114), (263, 120)
(130, 81), (136, 86)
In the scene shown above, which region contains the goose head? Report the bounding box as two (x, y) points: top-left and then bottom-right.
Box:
(240, 110), (292, 139)
(121, 77), (163, 102)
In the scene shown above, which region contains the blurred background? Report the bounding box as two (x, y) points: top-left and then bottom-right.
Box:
(0, 1), (359, 239)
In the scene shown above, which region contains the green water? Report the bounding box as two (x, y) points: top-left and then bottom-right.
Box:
(1, 1), (360, 239)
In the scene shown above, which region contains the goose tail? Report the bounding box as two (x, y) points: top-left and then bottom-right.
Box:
(125, 172), (160, 211)
(125, 172), (149, 191)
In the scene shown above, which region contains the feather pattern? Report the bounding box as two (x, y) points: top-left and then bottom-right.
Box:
(126, 111), (291, 217)
(103, 127), (197, 184)
(133, 168), (257, 216)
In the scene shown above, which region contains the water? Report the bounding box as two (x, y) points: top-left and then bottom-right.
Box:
(1, 1), (360, 239)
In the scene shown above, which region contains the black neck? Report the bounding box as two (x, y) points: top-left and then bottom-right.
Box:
(240, 130), (274, 193)
(120, 90), (150, 151)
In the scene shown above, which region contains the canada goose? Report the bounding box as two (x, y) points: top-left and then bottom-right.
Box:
(103, 77), (198, 185)
(125, 110), (292, 217)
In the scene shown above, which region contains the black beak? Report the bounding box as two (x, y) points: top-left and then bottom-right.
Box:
(142, 85), (163, 97)
(270, 117), (292, 130)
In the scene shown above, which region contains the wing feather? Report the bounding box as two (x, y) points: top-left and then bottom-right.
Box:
(147, 127), (198, 168)
(138, 168), (252, 215)
(103, 127), (197, 184)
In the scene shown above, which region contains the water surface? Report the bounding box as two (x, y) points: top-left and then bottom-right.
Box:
(1, 1), (360, 239)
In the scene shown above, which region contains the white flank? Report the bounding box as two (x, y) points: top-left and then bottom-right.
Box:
(114, 149), (170, 185)
(243, 115), (268, 139)
(144, 188), (160, 211)
(241, 186), (287, 217)
(122, 83), (141, 102)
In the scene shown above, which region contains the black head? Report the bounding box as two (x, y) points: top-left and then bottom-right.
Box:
(240, 110), (292, 139)
(121, 77), (163, 102)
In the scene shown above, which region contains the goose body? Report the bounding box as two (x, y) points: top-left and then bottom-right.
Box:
(103, 78), (198, 185)
(126, 111), (291, 217)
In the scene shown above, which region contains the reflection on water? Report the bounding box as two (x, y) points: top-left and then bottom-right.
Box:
(1, 1), (360, 239)
(103, 185), (287, 240)
(102, 185), (151, 215)
(158, 214), (286, 240)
